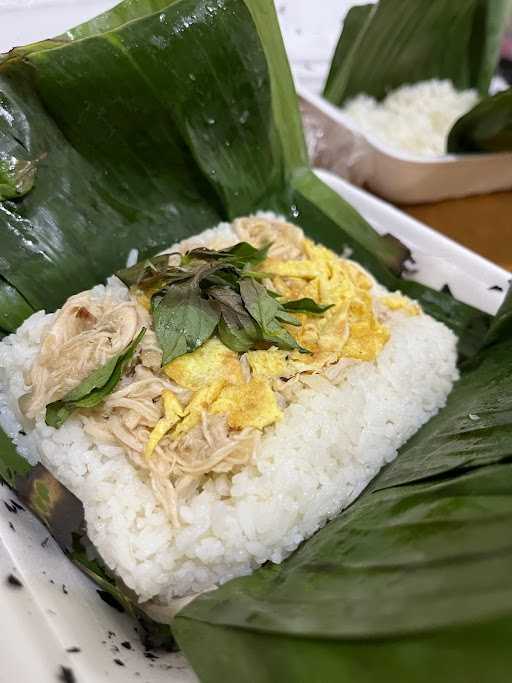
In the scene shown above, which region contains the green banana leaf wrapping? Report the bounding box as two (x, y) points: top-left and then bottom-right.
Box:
(323, 0), (512, 154)
(0, 0), (509, 679)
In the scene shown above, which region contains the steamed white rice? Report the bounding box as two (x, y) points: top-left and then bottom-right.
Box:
(0, 220), (459, 607)
(341, 79), (479, 157)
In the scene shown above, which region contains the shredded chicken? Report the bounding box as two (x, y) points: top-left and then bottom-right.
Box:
(23, 291), (146, 419)
(233, 216), (306, 260)
(84, 380), (258, 525)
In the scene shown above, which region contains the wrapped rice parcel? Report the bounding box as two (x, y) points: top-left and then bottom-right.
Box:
(0, 214), (458, 609)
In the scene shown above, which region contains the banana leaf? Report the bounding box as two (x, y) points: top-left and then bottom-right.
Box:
(0, 0), (509, 679)
(323, 0), (512, 107)
(174, 289), (512, 683)
(0, 277), (33, 334)
(448, 86), (512, 153)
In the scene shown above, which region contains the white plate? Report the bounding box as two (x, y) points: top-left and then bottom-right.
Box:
(1, 170), (509, 683)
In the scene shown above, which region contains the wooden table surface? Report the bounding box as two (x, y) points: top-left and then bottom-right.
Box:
(399, 191), (512, 273)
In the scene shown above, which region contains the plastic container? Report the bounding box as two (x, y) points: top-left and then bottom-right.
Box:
(301, 88), (512, 204)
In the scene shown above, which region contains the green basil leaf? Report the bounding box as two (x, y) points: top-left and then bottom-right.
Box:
(115, 255), (173, 288)
(217, 315), (259, 353)
(154, 284), (220, 365)
(239, 278), (310, 352)
(260, 319), (310, 354)
(201, 269), (240, 290)
(116, 255), (193, 294)
(64, 355), (122, 403)
(239, 277), (280, 328)
(209, 286), (261, 353)
(187, 242), (270, 269)
(72, 329), (145, 408)
(225, 241), (270, 266)
(281, 298), (334, 315)
(45, 328), (146, 428)
(274, 310), (301, 327)
(45, 403), (74, 430)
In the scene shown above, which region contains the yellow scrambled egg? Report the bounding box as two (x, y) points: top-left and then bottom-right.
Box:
(210, 378), (282, 430)
(145, 234), (421, 456)
(164, 337), (244, 390)
(263, 239), (391, 368)
(247, 349), (290, 379)
(147, 341), (282, 452)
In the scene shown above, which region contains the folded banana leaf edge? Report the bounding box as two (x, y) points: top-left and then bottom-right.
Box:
(0, 0), (511, 680)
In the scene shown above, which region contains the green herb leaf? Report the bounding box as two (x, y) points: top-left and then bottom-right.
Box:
(239, 278), (310, 352)
(116, 256), (193, 295)
(260, 319), (310, 353)
(274, 310), (301, 327)
(45, 328), (146, 428)
(200, 268), (241, 290)
(187, 242), (270, 269)
(45, 403), (74, 429)
(239, 277), (280, 328)
(116, 255), (173, 287)
(154, 283), (220, 365)
(209, 286), (261, 353)
(217, 315), (260, 353)
(281, 298), (334, 315)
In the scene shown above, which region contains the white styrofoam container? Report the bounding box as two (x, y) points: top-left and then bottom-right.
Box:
(0, 170), (509, 683)
(301, 88), (512, 205)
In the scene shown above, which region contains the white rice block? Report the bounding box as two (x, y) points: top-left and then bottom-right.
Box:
(0, 222), (458, 606)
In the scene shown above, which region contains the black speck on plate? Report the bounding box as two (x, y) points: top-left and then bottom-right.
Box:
(58, 666), (76, 683)
(6, 574), (23, 589)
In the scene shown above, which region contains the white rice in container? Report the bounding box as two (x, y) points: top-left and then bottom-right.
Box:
(341, 79), (479, 157)
(0, 216), (458, 608)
